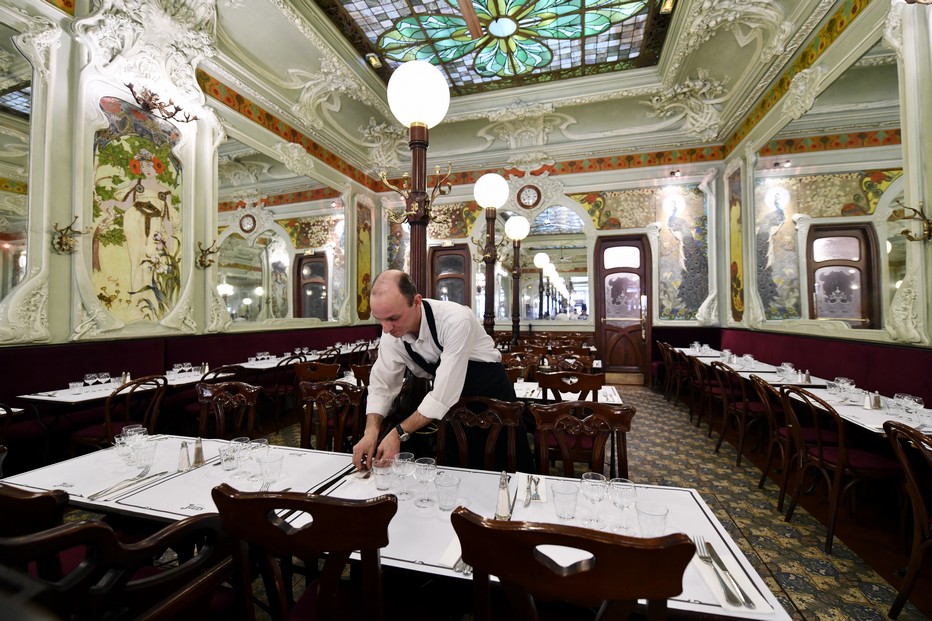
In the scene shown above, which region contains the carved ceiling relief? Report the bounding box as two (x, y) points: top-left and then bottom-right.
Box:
(648, 71), (727, 141)
(782, 66), (825, 121)
(11, 10), (60, 83)
(274, 142), (316, 177)
(359, 117), (407, 174)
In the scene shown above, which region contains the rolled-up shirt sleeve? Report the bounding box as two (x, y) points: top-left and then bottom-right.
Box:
(365, 339), (410, 417)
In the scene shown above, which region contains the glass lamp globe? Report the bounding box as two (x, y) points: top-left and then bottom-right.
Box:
(533, 252), (550, 269)
(387, 60), (450, 129)
(473, 173), (510, 209)
(504, 215), (530, 241)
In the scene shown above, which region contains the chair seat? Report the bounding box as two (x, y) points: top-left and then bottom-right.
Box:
(778, 426), (839, 445)
(806, 445), (900, 472)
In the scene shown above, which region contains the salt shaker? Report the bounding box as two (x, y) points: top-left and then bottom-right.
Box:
(494, 471), (512, 521)
(178, 441), (192, 472)
(871, 392), (882, 410)
(863, 392), (874, 409)
(193, 437), (205, 467)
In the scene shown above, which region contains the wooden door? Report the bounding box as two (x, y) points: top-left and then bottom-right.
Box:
(594, 236), (651, 382)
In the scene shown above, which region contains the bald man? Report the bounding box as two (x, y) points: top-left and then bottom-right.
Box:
(352, 270), (533, 472)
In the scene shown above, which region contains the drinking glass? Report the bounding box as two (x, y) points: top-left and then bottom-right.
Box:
(122, 424), (147, 450)
(392, 452), (416, 501)
(580, 472), (608, 529)
(172, 363), (183, 374)
(245, 439), (270, 482)
(435, 473), (461, 510)
(98, 371), (111, 385)
(113, 434), (133, 463)
(609, 477), (638, 534)
(182, 362), (193, 372)
(84, 373), (98, 386)
(133, 439), (157, 469)
(258, 453), (284, 487)
(551, 481), (579, 520)
(413, 457), (438, 508)
(779, 363), (795, 381)
(636, 501), (668, 537)
(372, 458), (394, 491)
(229, 436), (252, 479)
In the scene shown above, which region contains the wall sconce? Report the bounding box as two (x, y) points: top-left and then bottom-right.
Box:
(365, 53), (382, 68)
(196, 241), (219, 269)
(51, 216), (89, 254)
(891, 200), (931, 242)
(773, 160), (792, 168)
(670, 169), (681, 177)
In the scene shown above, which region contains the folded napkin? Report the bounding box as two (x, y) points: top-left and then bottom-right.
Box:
(439, 537), (462, 568)
(515, 472), (547, 503)
(692, 551), (772, 612)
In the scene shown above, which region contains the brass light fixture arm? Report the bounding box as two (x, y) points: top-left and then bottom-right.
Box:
(891, 200), (931, 242)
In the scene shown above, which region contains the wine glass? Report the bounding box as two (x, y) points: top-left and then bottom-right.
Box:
(609, 478), (637, 534)
(84, 373), (98, 386)
(392, 452), (416, 501)
(97, 371), (111, 385)
(182, 362), (193, 373)
(413, 457), (438, 508)
(580, 472), (608, 529)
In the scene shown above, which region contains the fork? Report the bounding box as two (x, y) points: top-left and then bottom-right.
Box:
(87, 463), (155, 500)
(693, 535), (742, 606)
(530, 476), (541, 501)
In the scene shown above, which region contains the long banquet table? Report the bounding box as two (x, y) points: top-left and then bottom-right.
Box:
(2, 435), (791, 620)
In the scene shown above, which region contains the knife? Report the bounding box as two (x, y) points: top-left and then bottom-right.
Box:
(508, 478), (519, 518)
(706, 543), (755, 609)
(523, 474), (533, 508)
(88, 470), (170, 501)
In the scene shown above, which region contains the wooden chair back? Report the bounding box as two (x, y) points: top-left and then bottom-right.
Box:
(883, 420), (932, 618)
(537, 371), (605, 402)
(550, 354), (594, 373)
(529, 401), (635, 478)
(297, 380), (365, 451)
(195, 381), (260, 439)
(71, 375), (168, 453)
(350, 363), (373, 386)
(451, 507), (694, 621)
(211, 483), (397, 621)
(0, 512), (229, 620)
(294, 361), (341, 383)
(200, 364), (257, 384)
(0, 483), (70, 582)
(316, 347), (342, 365)
(550, 346), (590, 357)
(437, 396), (526, 471)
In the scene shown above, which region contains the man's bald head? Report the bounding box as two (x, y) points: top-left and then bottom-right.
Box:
(371, 270), (418, 306)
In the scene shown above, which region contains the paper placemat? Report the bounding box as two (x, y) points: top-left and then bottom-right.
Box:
(692, 553), (773, 613)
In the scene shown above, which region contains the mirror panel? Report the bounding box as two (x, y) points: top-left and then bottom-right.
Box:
(0, 22), (30, 303)
(216, 136), (345, 323)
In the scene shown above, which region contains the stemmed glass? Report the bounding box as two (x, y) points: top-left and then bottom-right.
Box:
(609, 478), (637, 534)
(413, 457), (438, 508)
(392, 452), (416, 501)
(580, 472), (608, 529)
(98, 371), (111, 385)
(84, 373), (98, 386)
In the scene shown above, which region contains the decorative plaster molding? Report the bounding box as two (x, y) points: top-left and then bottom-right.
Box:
(10, 10), (60, 83)
(288, 56), (360, 130)
(161, 297), (197, 333)
(359, 117), (407, 174)
(698, 168), (718, 197)
(695, 290), (717, 325)
(506, 171), (565, 208)
(485, 106), (567, 150)
(0, 269), (49, 343)
(275, 141), (316, 177)
(781, 66), (825, 121)
(884, 2), (904, 62)
(207, 288), (233, 332)
(72, 301), (125, 339)
(648, 72), (726, 141)
(218, 155), (262, 189)
(73, 0), (217, 103)
(506, 151), (555, 175)
(488, 99), (554, 122)
(886, 269), (926, 343)
(234, 203), (275, 245)
(0, 193), (27, 217)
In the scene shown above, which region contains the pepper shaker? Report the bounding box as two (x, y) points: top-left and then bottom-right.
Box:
(193, 437), (205, 467)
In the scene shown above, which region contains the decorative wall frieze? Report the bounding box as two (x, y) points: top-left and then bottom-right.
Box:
(665, 0), (791, 86)
(74, 0), (217, 102)
(647, 72), (726, 141)
(506, 152), (556, 176)
(883, 1), (904, 62)
(695, 290), (718, 325)
(9, 10), (60, 84)
(206, 288), (233, 332)
(886, 269), (925, 343)
(0, 269), (48, 343)
(506, 171), (565, 208)
(781, 65), (825, 121)
(359, 117), (407, 174)
(289, 56), (361, 130)
(275, 142), (316, 177)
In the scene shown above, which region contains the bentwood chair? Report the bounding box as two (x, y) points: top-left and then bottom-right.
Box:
(261, 354), (304, 430)
(195, 381), (261, 439)
(550, 354), (595, 373)
(316, 346), (343, 365)
(685, 356), (727, 437)
(211, 483), (397, 621)
(529, 401), (636, 479)
(0, 491), (230, 621)
(451, 506), (695, 621)
(537, 371), (605, 403)
(294, 360), (341, 384)
(710, 361), (766, 467)
(437, 396), (528, 472)
(667, 347), (691, 405)
(883, 421), (932, 619)
(751, 374), (793, 511)
(70, 375), (168, 455)
(780, 386), (900, 553)
(297, 380), (365, 452)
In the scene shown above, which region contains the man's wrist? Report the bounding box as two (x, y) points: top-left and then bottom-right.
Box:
(394, 423), (410, 442)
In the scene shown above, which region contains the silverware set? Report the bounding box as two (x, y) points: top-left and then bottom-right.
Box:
(453, 554), (472, 575)
(693, 535), (755, 608)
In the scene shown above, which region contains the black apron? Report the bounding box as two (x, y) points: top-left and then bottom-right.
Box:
(403, 301), (534, 472)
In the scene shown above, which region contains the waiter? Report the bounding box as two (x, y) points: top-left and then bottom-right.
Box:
(352, 270), (534, 472)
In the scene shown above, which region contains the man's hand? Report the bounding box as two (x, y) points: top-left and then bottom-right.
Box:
(352, 428), (380, 471)
(377, 432), (401, 463)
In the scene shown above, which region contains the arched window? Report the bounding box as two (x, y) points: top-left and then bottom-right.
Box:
(806, 224), (879, 328)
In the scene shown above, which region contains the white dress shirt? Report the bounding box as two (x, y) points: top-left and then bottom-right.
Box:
(366, 298), (501, 421)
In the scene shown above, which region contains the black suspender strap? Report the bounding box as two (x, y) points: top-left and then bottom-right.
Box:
(403, 300), (442, 376)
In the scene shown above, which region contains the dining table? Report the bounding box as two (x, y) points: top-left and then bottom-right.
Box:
(2, 435), (791, 620)
(513, 381), (622, 404)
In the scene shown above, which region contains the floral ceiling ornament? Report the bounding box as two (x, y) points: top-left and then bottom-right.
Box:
(9, 9), (61, 83)
(507, 151), (555, 175)
(360, 117), (407, 174)
(274, 142), (316, 178)
(378, 0), (648, 79)
(647, 70), (726, 141)
(782, 65), (825, 121)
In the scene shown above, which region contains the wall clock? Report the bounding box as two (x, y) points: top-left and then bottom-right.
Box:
(239, 213), (257, 234)
(517, 184), (541, 209)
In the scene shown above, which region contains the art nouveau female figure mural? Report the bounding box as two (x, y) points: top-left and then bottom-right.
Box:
(91, 97), (182, 323)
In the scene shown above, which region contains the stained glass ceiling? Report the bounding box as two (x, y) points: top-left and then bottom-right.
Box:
(314, 0), (673, 96)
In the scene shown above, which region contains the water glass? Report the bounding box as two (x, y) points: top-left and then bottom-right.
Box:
(435, 473), (461, 510)
(413, 457), (438, 508)
(551, 481), (579, 520)
(133, 440), (157, 468)
(113, 434), (133, 462)
(779, 363), (795, 381)
(636, 500), (668, 537)
(580, 472), (608, 529)
(98, 371), (111, 384)
(690, 341), (700, 353)
(609, 478), (637, 534)
(229, 436), (252, 479)
(258, 453), (284, 486)
(219, 445), (239, 471)
(392, 452), (415, 501)
(372, 458), (394, 491)
(69, 381), (84, 393)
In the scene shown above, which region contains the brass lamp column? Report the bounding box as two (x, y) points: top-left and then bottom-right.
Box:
(382, 61), (451, 296)
(505, 216), (530, 347)
(533, 252), (550, 320)
(473, 173), (510, 336)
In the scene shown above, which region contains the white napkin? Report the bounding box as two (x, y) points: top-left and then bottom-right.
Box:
(439, 537), (462, 568)
(692, 553), (772, 612)
(516, 472), (547, 503)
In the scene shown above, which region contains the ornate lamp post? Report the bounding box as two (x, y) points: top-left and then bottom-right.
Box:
(473, 173), (510, 336)
(381, 61), (451, 295)
(533, 252), (549, 320)
(504, 215), (530, 348)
